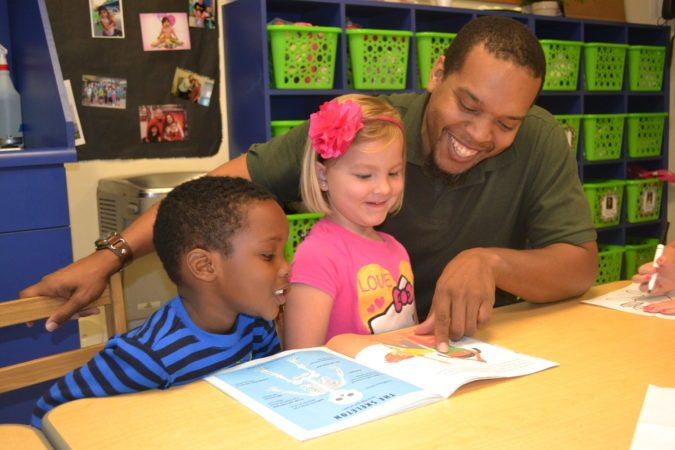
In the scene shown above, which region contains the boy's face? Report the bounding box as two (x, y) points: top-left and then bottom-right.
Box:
(216, 200), (290, 322)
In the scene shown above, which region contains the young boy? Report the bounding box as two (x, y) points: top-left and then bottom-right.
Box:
(31, 176), (290, 428)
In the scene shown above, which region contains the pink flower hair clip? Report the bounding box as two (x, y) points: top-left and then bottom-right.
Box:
(308, 98), (404, 159)
(308, 99), (364, 159)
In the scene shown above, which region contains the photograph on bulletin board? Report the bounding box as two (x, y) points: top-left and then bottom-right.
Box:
(139, 105), (187, 143)
(189, 0), (216, 29)
(89, 0), (125, 38)
(140, 13), (191, 51)
(45, 0), (221, 160)
(171, 67), (214, 107)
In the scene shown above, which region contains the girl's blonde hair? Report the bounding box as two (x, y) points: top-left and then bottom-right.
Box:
(300, 94), (406, 215)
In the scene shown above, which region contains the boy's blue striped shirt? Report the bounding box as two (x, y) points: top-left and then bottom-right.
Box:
(32, 296), (280, 427)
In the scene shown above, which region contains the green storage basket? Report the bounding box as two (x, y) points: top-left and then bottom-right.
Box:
(271, 120), (305, 137)
(628, 45), (666, 91)
(626, 112), (667, 158)
(583, 43), (628, 91)
(583, 180), (625, 228)
(267, 25), (340, 89)
(284, 212), (324, 262)
(625, 178), (663, 223)
(623, 237), (659, 278)
(583, 114), (625, 161)
(554, 114), (582, 154)
(596, 244), (625, 285)
(416, 32), (455, 89)
(347, 28), (412, 90)
(540, 40), (583, 91)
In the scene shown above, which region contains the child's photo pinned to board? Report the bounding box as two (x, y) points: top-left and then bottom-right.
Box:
(140, 13), (191, 51)
(89, 0), (125, 38)
(189, 0), (216, 29)
(81, 75), (127, 109)
(139, 105), (188, 143)
(171, 67), (215, 107)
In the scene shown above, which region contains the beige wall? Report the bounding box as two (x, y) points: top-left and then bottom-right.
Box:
(64, 0), (675, 261)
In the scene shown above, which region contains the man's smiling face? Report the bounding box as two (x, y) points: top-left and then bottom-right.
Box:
(421, 44), (542, 177)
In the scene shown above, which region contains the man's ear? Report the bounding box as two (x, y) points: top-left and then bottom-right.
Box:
(186, 248), (217, 282)
(427, 56), (445, 92)
(316, 161), (328, 191)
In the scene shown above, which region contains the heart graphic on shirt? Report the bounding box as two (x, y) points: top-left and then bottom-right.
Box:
(357, 264), (396, 325)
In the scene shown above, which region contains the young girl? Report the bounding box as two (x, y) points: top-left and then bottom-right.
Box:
(163, 113), (185, 141)
(284, 94), (417, 349)
(151, 16), (183, 49)
(97, 6), (120, 37)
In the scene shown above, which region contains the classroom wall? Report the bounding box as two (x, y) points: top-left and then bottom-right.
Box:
(63, 0), (675, 263)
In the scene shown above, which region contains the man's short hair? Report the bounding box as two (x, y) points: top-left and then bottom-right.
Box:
(443, 16), (546, 82)
(154, 176), (276, 284)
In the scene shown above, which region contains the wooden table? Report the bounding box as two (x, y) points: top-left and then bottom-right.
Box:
(0, 424), (53, 449)
(42, 282), (675, 449)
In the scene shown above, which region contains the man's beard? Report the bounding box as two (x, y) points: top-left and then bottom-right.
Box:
(422, 150), (467, 187)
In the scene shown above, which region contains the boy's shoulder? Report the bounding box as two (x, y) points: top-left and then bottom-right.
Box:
(123, 298), (276, 350)
(122, 297), (184, 346)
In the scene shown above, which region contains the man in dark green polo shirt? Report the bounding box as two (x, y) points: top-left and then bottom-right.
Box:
(25, 16), (597, 351)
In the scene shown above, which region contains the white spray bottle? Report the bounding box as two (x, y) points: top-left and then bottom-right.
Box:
(0, 44), (23, 148)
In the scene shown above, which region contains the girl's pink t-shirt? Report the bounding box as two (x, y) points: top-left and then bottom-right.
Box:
(290, 218), (417, 342)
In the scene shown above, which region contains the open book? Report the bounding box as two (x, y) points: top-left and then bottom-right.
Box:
(206, 328), (557, 441)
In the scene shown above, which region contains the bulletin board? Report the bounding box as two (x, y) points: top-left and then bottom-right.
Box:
(45, 0), (221, 160)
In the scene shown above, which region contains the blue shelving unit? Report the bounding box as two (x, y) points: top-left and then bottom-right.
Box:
(0, 0), (77, 424)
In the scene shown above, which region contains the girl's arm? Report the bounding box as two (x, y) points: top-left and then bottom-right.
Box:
(283, 284), (333, 349)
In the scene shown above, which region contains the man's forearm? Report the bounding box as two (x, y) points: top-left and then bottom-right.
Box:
(487, 241), (598, 302)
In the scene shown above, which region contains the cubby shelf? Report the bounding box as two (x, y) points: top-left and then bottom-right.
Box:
(222, 0), (669, 253)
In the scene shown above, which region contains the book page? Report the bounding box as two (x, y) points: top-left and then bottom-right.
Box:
(206, 348), (440, 441)
(329, 328), (557, 398)
(582, 283), (675, 320)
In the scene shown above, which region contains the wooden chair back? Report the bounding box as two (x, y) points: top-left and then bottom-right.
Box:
(0, 273), (127, 394)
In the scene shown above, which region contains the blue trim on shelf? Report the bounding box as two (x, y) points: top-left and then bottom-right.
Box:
(0, 148), (77, 168)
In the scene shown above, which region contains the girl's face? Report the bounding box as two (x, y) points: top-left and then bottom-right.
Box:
(165, 114), (174, 125)
(317, 134), (404, 239)
(99, 9), (109, 18)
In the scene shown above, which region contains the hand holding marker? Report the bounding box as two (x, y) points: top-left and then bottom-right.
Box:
(647, 222), (670, 294)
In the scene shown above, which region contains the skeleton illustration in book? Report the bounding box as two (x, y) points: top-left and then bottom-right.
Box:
(259, 357), (363, 405)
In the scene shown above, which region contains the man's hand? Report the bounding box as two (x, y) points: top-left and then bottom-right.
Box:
(20, 250), (121, 331)
(415, 248), (497, 350)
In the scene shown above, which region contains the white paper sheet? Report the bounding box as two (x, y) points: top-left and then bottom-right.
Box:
(630, 385), (675, 449)
(581, 283), (675, 320)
